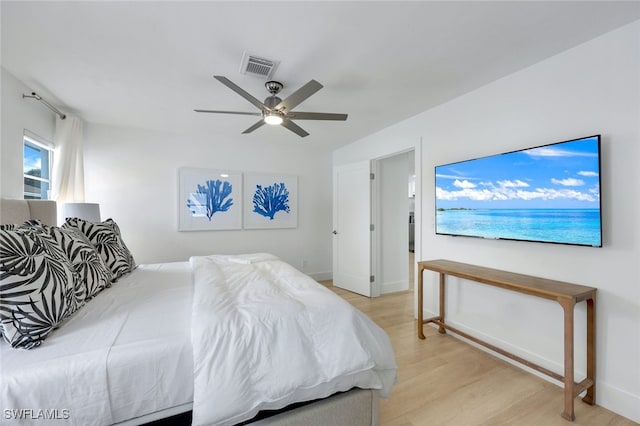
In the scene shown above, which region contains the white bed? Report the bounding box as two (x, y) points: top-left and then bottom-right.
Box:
(0, 200), (397, 426)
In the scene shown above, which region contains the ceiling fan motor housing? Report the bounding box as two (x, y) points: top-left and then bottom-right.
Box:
(264, 96), (283, 110)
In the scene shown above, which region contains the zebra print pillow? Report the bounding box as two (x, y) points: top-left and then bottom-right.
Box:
(0, 225), (80, 349)
(5, 220), (111, 302)
(49, 226), (113, 301)
(63, 218), (136, 281)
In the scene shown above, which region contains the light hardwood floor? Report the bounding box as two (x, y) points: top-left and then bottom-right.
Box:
(320, 277), (635, 426)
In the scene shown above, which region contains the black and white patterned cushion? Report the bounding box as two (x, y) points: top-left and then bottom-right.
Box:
(63, 218), (136, 281)
(49, 226), (113, 301)
(0, 226), (80, 349)
(3, 220), (107, 303)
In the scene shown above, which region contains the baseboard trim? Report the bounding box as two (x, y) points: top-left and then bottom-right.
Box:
(308, 271), (332, 281)
(596, 382), (640, 423)
(381, 280), (409, 294)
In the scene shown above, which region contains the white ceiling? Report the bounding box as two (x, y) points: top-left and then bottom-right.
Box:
(2, 1), (639, 148)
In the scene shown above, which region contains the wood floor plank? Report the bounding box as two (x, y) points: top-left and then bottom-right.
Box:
(319, 279), (635, 426)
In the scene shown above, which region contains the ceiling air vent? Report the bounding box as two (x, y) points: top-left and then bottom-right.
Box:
(239, 52), (279, 79)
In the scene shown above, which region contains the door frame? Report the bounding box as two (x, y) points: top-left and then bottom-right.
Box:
(331, 137), (423, 302)
(371, 146), (420, 297)
(370, 159), (380, 297)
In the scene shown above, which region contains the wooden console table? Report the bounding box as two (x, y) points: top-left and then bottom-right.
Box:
(417, 259), (596, 421)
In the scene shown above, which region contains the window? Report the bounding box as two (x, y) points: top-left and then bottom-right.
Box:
(23, 135), (53, 200)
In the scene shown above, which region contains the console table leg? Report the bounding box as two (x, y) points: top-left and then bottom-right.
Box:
(438, 273), (446, 334)
(559, 298), (576, 421)
(583, 296), (596, 405)
(418, 266), (425, 340)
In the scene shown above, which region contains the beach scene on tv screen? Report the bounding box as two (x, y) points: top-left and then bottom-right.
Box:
(435, 136), (601, 246)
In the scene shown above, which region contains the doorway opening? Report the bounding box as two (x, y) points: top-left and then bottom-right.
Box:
(373, 149), (415, 295)
(331, 141), (421, 299)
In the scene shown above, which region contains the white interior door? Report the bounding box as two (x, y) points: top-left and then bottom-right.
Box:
(332, 161), (371, 297)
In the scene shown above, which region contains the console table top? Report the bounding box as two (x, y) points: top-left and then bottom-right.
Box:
(418, 259), (596, 302)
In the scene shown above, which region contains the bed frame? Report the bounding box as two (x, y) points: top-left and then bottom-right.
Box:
(0, 198), (381, 426)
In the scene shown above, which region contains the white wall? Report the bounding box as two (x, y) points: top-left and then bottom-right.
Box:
(83, 123), (334, 278)
(333, 21), (640, 422)
(0, 66), (333, 277)
(378, 152), (410, 293)
(1, 68), (56, 199)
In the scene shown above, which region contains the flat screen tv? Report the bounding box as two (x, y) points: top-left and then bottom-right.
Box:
(435, 135), (602, 247)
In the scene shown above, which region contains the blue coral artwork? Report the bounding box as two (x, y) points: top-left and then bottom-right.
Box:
(244, 174), (298, 229)
(187, 179), (234, 220)
(179, 168), (242, 231)
(252, 182), (290, 220)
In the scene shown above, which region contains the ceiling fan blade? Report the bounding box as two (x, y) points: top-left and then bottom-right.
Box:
(287, 112), (348, 121)
(241, 120), (266, 134)
(194, 109), (262, 116)
(275, 80), (323, 112)
(214, 76), (267, 111)
(281, 118), (309, 138)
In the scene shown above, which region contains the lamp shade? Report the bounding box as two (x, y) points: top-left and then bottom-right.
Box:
(61, 202), (101, 222)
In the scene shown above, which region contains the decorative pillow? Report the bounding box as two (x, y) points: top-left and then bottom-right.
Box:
(63, 218), (136, 281)
(0, 219), (45, 231)
(0, 226), (80, 349)
(0, 219), (93, 309)
(49, 226), (113, 301)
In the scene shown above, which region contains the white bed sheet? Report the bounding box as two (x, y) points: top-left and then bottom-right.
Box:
(1, 262), (194, 426)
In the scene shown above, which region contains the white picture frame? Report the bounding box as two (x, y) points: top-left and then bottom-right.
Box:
(244, 173), (298, 229)
(178, 167), (242, 231)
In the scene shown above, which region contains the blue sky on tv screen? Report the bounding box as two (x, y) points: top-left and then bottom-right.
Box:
(435, 136), (600, 210)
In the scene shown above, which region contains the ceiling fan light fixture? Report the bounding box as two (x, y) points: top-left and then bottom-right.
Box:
(264, 112), (283, 125)
(196, 76), (347, 137)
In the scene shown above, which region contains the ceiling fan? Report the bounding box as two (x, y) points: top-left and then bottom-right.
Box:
(194, 76), (348, 137)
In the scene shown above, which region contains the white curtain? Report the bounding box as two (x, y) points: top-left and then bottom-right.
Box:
(51, 114), (85, 203)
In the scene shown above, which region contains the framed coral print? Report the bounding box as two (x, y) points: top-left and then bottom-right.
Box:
(178, 167), (242, 231)
(244, 173), (298, 229)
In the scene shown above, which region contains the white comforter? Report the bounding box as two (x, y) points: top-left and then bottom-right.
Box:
(190, 254), (397, 426)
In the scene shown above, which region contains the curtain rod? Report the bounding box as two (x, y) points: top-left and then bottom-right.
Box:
(22, 92), (67, 120)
